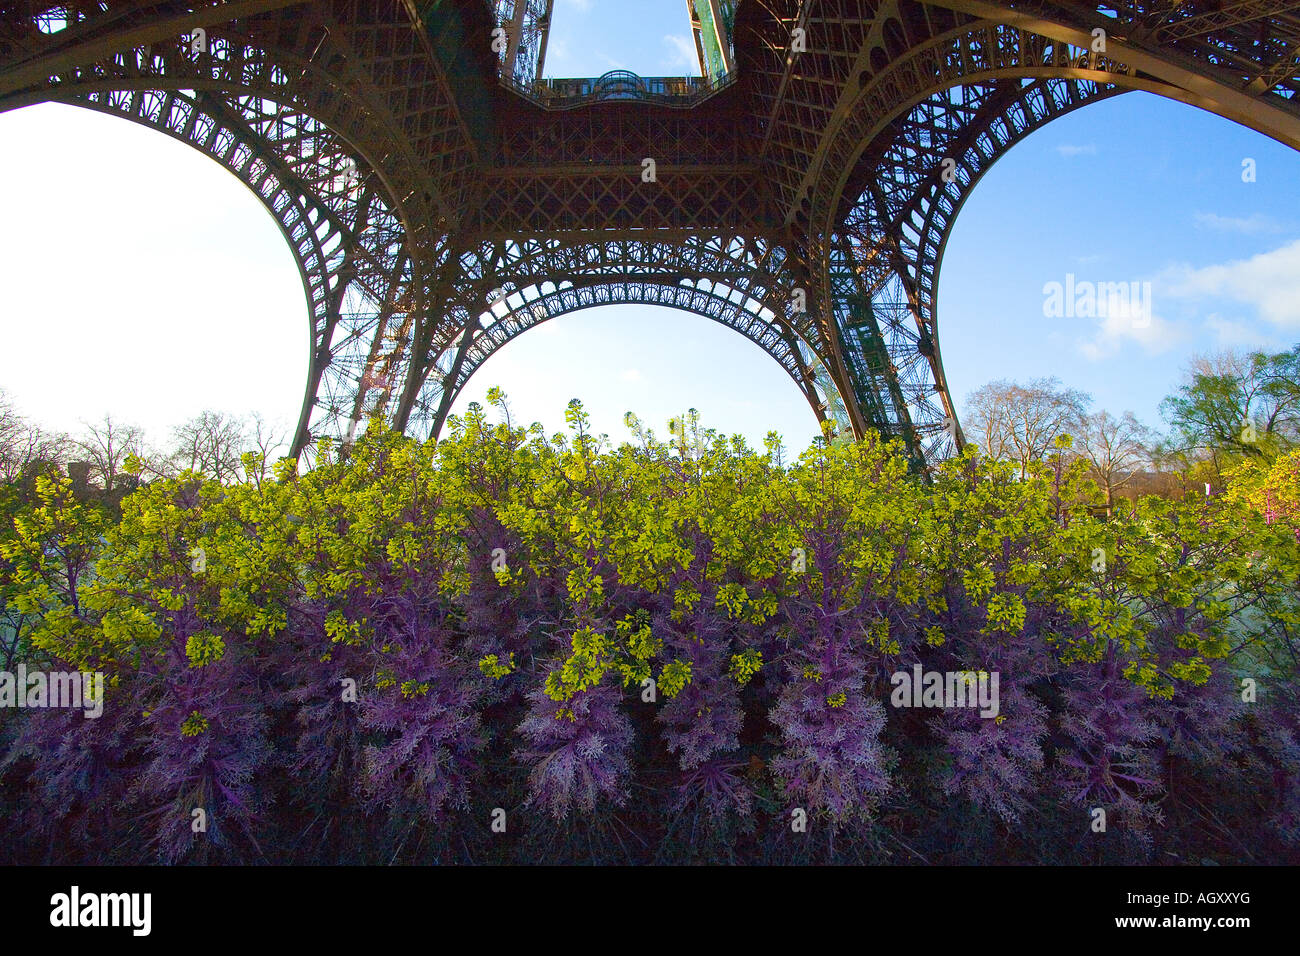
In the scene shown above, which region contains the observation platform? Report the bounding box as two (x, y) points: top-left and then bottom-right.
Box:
(500, 69), (737, 111)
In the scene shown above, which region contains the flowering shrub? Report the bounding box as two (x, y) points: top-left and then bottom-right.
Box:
(1227, 449), (1300, 537)
(1, 396), (1298, 863)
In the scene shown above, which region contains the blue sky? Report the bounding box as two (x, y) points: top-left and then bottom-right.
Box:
(1, 0), (1298, 457)
(541, 0), (704, 78)
(938, 92), (1300, 433)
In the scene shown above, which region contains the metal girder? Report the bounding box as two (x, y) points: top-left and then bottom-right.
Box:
(831, 75), (1123, 464)
(0, 0), (311, 97)
(493, 0), (553, 83)
(480, 96), (778, 234)
(915, 2), (1300, 146)
(393, 233), (848, 438)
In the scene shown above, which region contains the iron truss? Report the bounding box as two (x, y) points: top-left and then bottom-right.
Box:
(1, 1), (1297, 469)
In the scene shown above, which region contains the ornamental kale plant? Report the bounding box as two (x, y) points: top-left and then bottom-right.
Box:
(1, 394), (1298, 864)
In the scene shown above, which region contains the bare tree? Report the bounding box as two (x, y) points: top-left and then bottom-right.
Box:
(169, 410), (248, 483)
(964, 383), (1016, 464)
(0, 389), (67, 483)
(1186, 350), (1251, 380)
(964, 377), (1091, 479)
(244, 414), (290, 482)
(75, 414), (148, 490)
(1076, 410), (1154, 515)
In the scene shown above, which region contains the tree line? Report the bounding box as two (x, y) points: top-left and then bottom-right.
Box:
(3, 342), (1298, 507)
(0, 397), (288, 491)
(962, 345), (1300, 513)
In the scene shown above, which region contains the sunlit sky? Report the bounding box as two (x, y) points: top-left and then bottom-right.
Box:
(1, 0), (1299, 457)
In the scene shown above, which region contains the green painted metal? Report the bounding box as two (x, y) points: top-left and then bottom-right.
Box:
(419, 0), (498, 153)
(692, 0), (736, 80)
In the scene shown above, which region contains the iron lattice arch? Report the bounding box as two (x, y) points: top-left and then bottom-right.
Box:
(2, 2), (1298, 469)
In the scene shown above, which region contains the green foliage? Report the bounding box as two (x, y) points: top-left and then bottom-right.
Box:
(2, 394), (1298, 863)
(185, 631), (226, 668)
(180, 711), (209, 737)
(545, 627), (615, 702)
(658, 658), (693, 698)
(479, 652), (516, 679)
(728, 648), (763, 686)
(5, 401), (1297, 706)
(1161, 347), (1300, 478)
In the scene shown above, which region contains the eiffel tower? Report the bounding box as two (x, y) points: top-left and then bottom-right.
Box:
(3, 2), (1297, 469)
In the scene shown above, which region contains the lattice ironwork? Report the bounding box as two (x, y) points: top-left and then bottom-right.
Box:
(399, 233), (839, 437)
(491, 0), (552, 84)
(3, 1), (1297, 470)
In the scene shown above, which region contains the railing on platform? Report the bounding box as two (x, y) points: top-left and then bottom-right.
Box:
(501, 69), (737, 109)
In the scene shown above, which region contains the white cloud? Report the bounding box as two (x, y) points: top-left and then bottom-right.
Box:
(1054, 144), (1097, 157)
(1159, 238), (1300, 328)
(1203, 314), (1280, 350)
(1077, 303), (1182, 361)
(662, 34), (698, 72)
(620, 368), (643, 383)
(1073, 238), (1300, 359)
(1193, 212), (1282, 234)
(544, 35), (571, 67)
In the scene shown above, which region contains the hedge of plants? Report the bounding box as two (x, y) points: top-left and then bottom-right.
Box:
(1, 395), (1297, 864)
